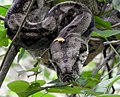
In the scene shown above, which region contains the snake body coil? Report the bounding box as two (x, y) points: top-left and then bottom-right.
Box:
(2, 0), (94, 83)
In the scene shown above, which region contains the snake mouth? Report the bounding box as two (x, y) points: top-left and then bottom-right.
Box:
(60, 74), (77, 83)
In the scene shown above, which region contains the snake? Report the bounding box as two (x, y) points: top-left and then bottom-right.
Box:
(0, 0), (94, 86)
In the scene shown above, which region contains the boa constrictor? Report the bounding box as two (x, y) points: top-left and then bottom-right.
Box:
(0, 0), (94, 86)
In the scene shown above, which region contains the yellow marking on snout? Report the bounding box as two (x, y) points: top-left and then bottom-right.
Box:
(54, 37), (65, 42)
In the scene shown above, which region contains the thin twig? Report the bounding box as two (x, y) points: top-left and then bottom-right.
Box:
(11, 0), (36, 43)
(101, 61), (120, 80)
(0, 15), (5, 21)
(0, 54), (5, 57)
(103, 47), (115, 93)
(105, 38), (120, 59)
(112, 22), (120, 28)
(0, 5), (8, 9)
(104, 40), (120, 45)
(92, 51), (114, 77)
(101, 46), (120, 80)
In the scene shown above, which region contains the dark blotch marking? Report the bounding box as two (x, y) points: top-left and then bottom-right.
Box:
(74, 3), (82, 9)
(82, 17), (94, 37)
(67, 25), (77, 31)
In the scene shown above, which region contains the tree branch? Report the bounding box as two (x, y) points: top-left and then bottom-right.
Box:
(0, 0), (36, 88)
(84, 38), (105, 65)
(0, 45), (19, 87)
(92, 51), (114, 77)
(104, 40), (120, 45)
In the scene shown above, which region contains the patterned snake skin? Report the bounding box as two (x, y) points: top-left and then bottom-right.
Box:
(3, 0), (94, 82)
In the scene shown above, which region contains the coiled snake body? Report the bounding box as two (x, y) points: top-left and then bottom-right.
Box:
(0, 0), (94, 85)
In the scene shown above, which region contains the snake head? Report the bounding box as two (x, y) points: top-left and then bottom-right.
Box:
(50, 34), (88, 83)
(48, 2), (93, 83)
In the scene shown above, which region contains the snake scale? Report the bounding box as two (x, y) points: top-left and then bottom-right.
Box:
(0, 0), (94, 86)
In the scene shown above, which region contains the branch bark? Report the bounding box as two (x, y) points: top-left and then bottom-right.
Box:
(0, 45), (19, 87)
(0, 0), (36, 88)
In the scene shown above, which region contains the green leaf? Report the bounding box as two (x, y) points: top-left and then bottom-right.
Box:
(0, 25), (6, 32)
(0, 26), (7, 38)
(97, 0), (104, 2)
(92, 30), (120, 38)
(74, 76), (87, 86)
(81, 71), (92, 78)
(85, 77), (99, 88)
(0, 38), (8, 46)
(7, 80), (29, 93)
(17, 48), (25, 63)
(31, 80), (46, 86)
(115, 34), (120, 40)
(112, 0), (120, 12)
(26, 66), (41, 72)
(94, 16), (111, 29)
(48, 86), (85, 94)
(44, 68), (50, 79)
(106, 75), (120, 87)
(48, 86), (102, 95)
(77, 71), (100, 88)
(97, 94), (120, 97)
(0, 26), (9, 46)
(17, 82), (42, 97)
(18, 66), (41, 76)
(0, 5), (10, 16)
(32, 92), (55, 97)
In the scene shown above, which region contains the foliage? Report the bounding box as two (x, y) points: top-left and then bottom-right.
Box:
(0, 0), (120, 97)
(112, 0), (120, 12)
